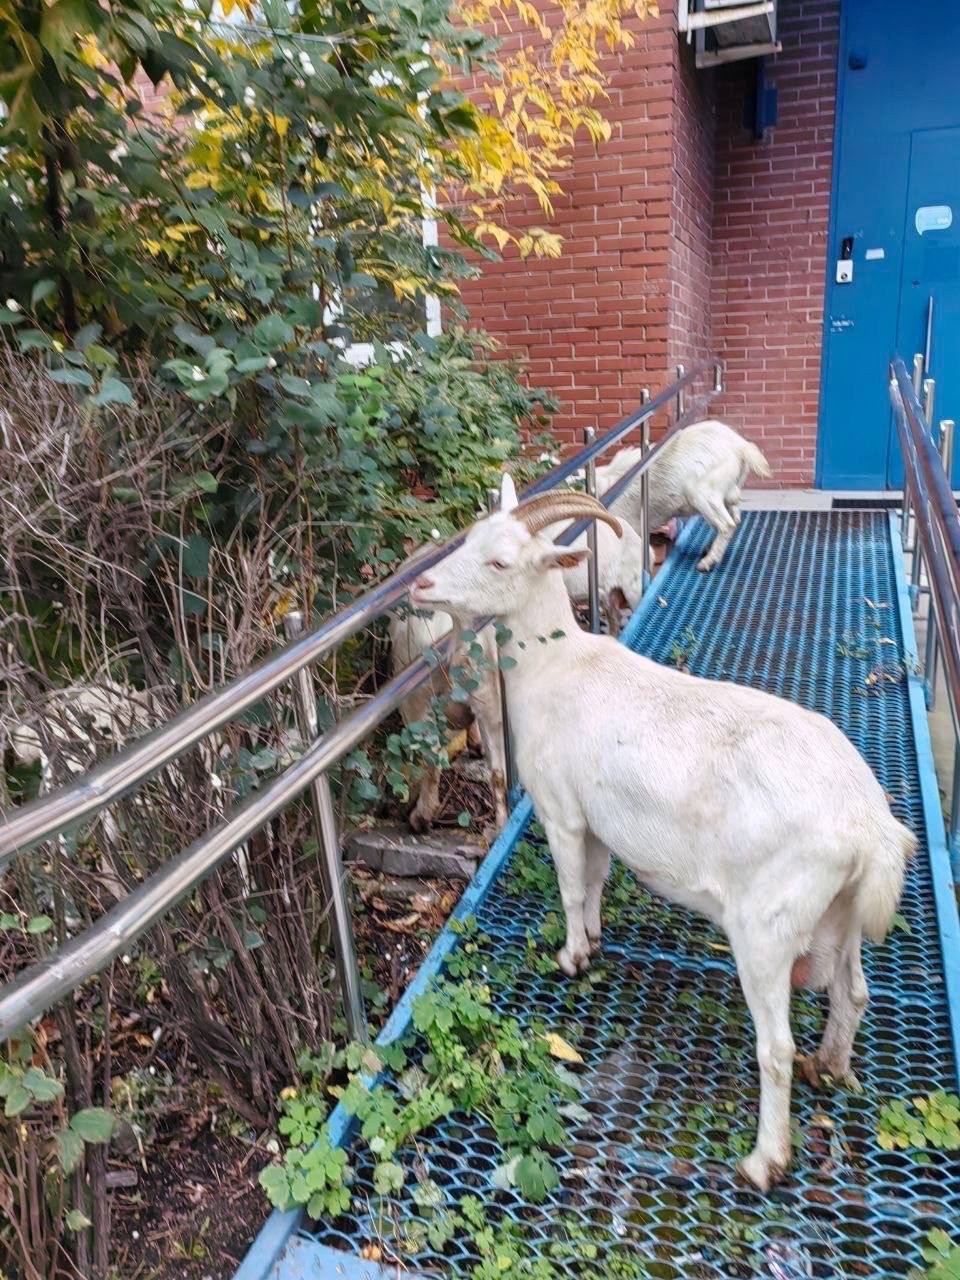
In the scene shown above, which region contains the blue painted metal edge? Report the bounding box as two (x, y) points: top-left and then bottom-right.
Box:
(255, 1221), (437, 1279)
(234, 522), (699, 1280)
(887, 511), (960, 1089)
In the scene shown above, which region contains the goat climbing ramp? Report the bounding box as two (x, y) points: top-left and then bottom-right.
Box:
(239, 509), (960, 1280)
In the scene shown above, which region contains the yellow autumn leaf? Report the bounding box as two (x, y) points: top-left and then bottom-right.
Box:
(164, 223), (201, 241)
(185, 169), (218, 190)
(142, 239), (165, 255)
(543, 1032), (583, 1064)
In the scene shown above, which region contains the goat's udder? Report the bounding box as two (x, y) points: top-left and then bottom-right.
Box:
(790, 954), (812, 989)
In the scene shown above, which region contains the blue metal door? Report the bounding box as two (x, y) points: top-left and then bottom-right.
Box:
(889, 128), (960, 489)
(817, 0), (960, 489)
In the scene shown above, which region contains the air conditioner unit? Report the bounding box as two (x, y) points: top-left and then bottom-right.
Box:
(677, 0), (780, 67)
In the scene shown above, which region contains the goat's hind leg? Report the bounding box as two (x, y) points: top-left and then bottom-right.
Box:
(799, 925), (868, 1091)
(584, 834), (611, 955)
(729, 925), (797, 1192)
(692, 489), (737, 572)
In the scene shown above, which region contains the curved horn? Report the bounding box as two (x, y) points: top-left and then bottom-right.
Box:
(514, 493), (623, 539)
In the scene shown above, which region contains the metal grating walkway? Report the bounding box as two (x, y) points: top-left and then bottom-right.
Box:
(259, 511), (960, 1280)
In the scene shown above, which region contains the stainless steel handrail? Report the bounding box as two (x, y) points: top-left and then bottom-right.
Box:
(0, 357), (722, 1039)
(890, 355), (960, 865)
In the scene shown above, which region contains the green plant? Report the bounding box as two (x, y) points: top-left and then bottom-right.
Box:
(911, 1229), (960, 1279)
(878, 1091), (960, 1152)
(261, 978), (579, 1232)
(667, 626), (700, 671)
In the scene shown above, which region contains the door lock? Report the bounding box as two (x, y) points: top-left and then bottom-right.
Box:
(836, 236), (854, 284)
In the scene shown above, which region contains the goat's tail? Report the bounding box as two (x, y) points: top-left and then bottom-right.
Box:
(740, 439), (772, 480)
(855, 819), (915, 943)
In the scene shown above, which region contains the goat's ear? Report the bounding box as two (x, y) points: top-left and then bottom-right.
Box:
(537, 545), (590, 571)
(499, 471), (519, 512)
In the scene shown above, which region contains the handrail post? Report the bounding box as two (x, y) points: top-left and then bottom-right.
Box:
(926, 420), (957, 708)
(583, 428), (601, 633)
(902, 355), (924, 549)
(282, 611), (368, 1045)
(676, 363), (686, 420)
(913, 352), (925, 398)
(924, 377), (936, 431)
(910, 377), (936, 608)
(487, 489), (519, 798)
(639, 387), (652, 594)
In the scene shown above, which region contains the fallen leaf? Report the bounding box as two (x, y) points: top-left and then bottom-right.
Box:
(705, 940), (730, 952)
(810, 1112), (835, 1130)
(865, 672), (878, 687)
(361, 1243), (382, 1262)
(543, 1032), (584, 1064)
(382, 912), (420, 934)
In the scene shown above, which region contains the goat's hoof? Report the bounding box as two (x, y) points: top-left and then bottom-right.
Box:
(408, 810), (432, 834)
(587, 934), (602, 956)
(557, 945), (591, 977)
(738, 1148), (788, 1193)
(798, 1053), (822, 1089)
(696, 558), (717, 573)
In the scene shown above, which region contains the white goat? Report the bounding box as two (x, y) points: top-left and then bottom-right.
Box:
(597, 419), (771, 572)
(388, 611), (508, 833)
(549, 518), (651, 638)
(408, 476), (912, 1192)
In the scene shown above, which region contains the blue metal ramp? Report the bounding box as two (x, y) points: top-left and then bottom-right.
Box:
(251, 510), (960, 1279)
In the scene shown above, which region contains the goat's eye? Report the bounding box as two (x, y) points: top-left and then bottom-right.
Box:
(489, 559), (509, 570)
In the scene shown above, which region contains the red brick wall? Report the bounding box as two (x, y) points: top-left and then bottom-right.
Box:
(710, 0), (839, 485)
(456, 10), (682, 449)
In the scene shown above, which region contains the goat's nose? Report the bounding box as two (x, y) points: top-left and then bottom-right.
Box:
(414, 574), (434, 591)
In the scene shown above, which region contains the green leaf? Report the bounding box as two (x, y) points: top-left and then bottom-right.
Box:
(457, 811), (471, 828)
(26, 915), (54, 935)
(69, 1107), (115, 1143)
(73, 323), (103, 351)
(253, 314), (295, 349)
(4, 1083), (31, 1116)
(259, 1164), (291, 1208)
(23, 1067), (64, 1102)
(0, 913), (19, 931)
(181, 534), (211, 579)
(65, 1209), (92, 1231)
(0, 308), (24, 326)
(56, 1128), (85, 1173)
(31, 279), (57, 306)
(90, 378), (134, 407)
(47, 368), (94, 388)
(514, 1151), (558, 1202)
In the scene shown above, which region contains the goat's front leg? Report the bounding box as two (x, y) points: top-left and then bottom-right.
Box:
(470, 673), (509, 832)
(542, 817), (590, 976)
(409, 764), (442, 832)
(729, 927), (796, 1192)
(584, 834), (611, 955)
